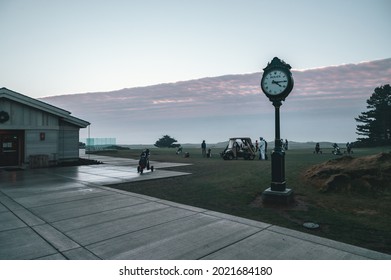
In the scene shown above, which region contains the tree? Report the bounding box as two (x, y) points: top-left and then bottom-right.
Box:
(154, 135), (180, 148)
(355, 84), (391, 146)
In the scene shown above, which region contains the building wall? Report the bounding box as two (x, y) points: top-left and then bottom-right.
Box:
(25, 129), (59, 162)
(1, 98), (82, 163)
(58, 121), (80, 160)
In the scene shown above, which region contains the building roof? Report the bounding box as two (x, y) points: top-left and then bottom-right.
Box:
(0, 87), (90, 128)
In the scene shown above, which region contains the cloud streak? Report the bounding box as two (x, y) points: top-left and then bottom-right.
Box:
(41, 58), (391, 143)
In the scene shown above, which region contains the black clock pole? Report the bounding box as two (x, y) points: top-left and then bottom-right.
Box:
(271, 100), (286, 191)
(260, 57), (294, 204)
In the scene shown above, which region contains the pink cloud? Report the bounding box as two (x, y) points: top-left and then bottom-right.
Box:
(40, 58), (391, 143)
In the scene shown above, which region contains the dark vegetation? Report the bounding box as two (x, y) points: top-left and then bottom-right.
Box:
(55, 158), (103, 167)
(355, 84), (391, 147)
(154, 135), (180, 148)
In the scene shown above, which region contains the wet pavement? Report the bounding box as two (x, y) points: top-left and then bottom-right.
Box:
(0, 154), (390, 260)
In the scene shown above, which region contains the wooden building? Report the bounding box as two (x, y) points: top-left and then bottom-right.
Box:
(0, 87), (90, 167)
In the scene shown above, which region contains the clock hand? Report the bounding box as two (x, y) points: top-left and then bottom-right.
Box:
(272, 80), (283, 87)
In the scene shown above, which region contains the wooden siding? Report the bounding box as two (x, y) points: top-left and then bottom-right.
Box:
(25, 130), (59, 161)
(1, 98), (58, 129)
(58, 122), (80, 160)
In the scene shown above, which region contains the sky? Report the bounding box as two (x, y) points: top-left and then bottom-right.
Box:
(1, 0), (390, 98)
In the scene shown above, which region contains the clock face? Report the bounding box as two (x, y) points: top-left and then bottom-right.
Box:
(261, 69), (289, 95)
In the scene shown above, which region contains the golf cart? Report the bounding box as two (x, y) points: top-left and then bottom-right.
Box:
(221, 137), (256, 160)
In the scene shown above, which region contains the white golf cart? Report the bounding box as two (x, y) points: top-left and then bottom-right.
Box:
(221, 137), (256, 160)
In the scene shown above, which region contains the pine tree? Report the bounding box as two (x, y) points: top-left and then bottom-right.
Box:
(355, 84), (391, 146)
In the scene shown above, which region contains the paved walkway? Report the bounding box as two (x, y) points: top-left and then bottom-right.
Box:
(0, 154), (390, 260)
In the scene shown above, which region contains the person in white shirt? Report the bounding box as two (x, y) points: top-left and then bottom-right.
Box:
(259, 137), (265, 160)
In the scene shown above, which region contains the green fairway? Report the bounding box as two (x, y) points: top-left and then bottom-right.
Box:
(102, 146), (391, 254)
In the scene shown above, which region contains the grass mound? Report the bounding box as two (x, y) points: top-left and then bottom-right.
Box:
(304, 152), (391, 195)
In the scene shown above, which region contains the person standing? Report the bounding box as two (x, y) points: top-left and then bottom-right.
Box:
(259, 137), (265, 160)
(264, 138), (268, 160)
(346, 142), (352, 154)
(315, 143), (320, 154)
(201, 140), (206, 158)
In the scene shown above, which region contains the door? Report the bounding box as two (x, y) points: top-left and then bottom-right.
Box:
(0, 131), (24, 166)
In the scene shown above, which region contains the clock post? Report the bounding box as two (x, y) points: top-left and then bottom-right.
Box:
(260, 57), (294, 203)
(271, 99), (286, 191)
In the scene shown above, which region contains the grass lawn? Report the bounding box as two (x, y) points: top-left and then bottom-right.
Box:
(101, 145), (391, 254)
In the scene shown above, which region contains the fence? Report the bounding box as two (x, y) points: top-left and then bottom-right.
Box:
(82, 138), (116, 152)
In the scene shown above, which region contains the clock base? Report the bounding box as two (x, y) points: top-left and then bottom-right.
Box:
(262, 187), (294, 205)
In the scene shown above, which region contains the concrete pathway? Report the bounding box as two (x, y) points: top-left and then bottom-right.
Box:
(0, 154), (389, 260)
